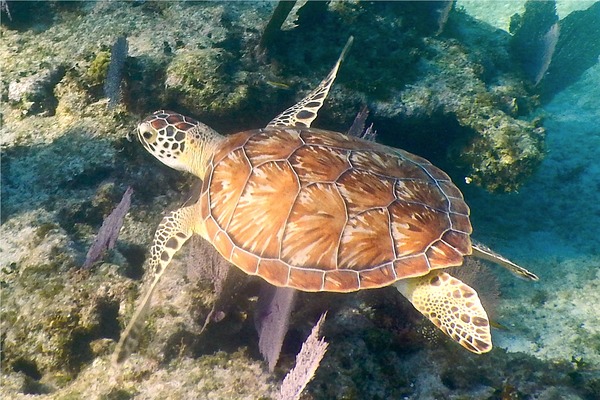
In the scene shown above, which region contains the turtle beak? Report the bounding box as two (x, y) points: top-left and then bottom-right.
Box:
(136, 121), (157, 152)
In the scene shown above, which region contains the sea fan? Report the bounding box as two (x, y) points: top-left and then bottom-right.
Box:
(83, 186), (132, 269)
(509, 0), (558, 85)
(255, 285), (297, 372)
(535, 22), (559, 85)
(103, 36), (128, 109)
(277, 313), (328, 400)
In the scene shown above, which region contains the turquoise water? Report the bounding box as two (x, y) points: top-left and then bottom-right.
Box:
(469, 60), (600, 366)
(1, 1), (599, 399)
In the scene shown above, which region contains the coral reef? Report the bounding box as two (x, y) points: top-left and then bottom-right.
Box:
(7, 67), (65, 116)
(1, 1), (598, 399)
(385, 36), (545, 192)
(248, 2), (545, 191)
(508, 0), (600, 102)
(538, 2), (600, 101)
(3, 1), (546, 192)
(509, 0), (559, 85)
(1, 258), (131, 389)
(164, 47), (250, 117)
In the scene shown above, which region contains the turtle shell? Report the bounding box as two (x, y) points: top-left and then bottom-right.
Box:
(199, 128), (472, 292)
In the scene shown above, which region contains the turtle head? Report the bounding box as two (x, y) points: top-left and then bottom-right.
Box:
(136, 110), (221, 178)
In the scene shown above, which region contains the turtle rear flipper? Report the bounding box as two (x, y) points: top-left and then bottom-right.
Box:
(472, 243), (539, 281)
(394, 271), (492, 354)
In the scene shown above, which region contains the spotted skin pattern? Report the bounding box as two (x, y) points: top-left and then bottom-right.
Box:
(395, 271), (492, 354)
(267, 37), (353, 128)
(137, 112), (197, 160)
(114, 37), (538, 364)
(113, 204), (199, 364)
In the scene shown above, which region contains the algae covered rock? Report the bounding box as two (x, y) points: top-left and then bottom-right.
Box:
(4, 1), (595, 398)
(508, 1), (600, 102)
(7, 67), (65, 116)
(164, 47), (250, 117)
(459, 107), (544, 191)
(1, 260), (132, 386)
(253, 2), (545, 192)
(538, 2), (600, 101)
(395, 37), (545, 192)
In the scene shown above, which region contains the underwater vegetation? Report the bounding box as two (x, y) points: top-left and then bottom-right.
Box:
(82, 187), (132, 269)
(510, 0), (600, 101)
(1, 1), (599, 399)
(103, 36), (129, 110)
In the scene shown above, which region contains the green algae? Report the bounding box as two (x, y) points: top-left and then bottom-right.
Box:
(2, 2), (598, 399)
(35, 222), (60, 240)
(85, 50), (111, 88)
(1, 263), (132, 389)
(101, 389), (135, 400)
(164, 48), (250, 117)
(398, 37), (545, 192)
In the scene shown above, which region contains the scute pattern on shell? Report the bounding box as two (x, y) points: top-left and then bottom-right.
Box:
(200, 128), (472, 292)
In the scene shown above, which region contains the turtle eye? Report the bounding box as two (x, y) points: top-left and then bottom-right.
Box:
(138, 122), (157, 144)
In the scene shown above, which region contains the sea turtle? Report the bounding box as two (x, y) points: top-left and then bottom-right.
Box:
(114, 37), (537, 364)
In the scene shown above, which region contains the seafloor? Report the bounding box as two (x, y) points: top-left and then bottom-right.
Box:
(1, 1), (599, 399)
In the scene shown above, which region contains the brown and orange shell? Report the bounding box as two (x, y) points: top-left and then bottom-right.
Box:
(199, 128), (472, 293)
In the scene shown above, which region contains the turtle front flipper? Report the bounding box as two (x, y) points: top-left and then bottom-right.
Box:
(113, 203), (201, 364)
(267, 36), (353, 128)
(394, 271), (492, 354)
